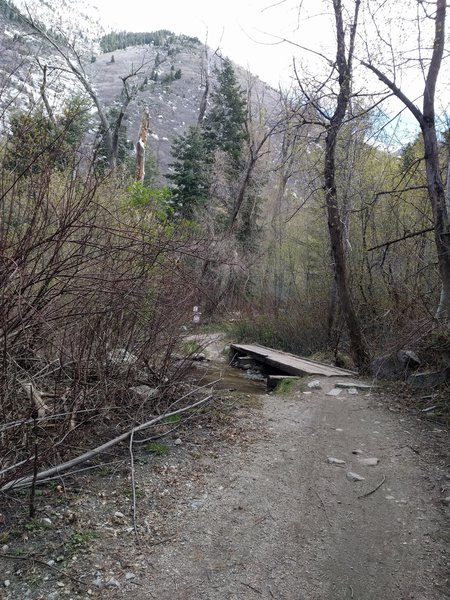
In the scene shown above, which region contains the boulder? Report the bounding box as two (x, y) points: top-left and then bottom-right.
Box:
(371, 349), (421, 380)
(407, 367), (450, 389)
(397, 349), (421, 369)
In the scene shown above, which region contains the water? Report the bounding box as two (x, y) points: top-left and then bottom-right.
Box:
(192, 362), (267, 394)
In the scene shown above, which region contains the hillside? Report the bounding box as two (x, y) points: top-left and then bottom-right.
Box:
(87, 43), (280, 179)
(0, 1), (282, 181)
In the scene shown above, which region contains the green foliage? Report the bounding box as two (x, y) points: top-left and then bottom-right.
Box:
(161, 66), (182, 84)
(162, 413), (181, 425)
(145, 442), (170, 456)
(167, 125), (212, 219)
(67, 529), (96, 550)
(235, 186), (264, 251)
(100, 30), (200, 54)
(25, 518), (52, 531)
(125, 182), (174, 221)
(275, 378), (297, 393)
(204, 58), (248, 170)
(5, 96), (89, 174)
(180, 339), (202, 354)
(143, 147), (160, 186)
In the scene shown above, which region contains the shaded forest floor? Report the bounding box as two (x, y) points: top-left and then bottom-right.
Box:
(0, 336), (449, 599)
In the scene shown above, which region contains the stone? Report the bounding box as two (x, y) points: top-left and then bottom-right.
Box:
(336, 382), (375, 389)
(407, 367), (450, 389)
(174, 438), (182, 445)
(308, 380), (322, 389)
(346, 471), (365, 482)
(397, 349), (421, 369)
(371, 354), (403, 380)
(92, 576), (103, 588)
(327, 457), (346, 465)
(358, 457), (380, 466)
(105, 577), (120, 588)
(326, 388), (342, 396)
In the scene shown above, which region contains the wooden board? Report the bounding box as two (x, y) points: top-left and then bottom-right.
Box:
(335, 381), (376, 389)
(231, 343), (357, 378)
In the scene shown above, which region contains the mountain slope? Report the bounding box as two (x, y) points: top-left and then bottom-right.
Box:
(0, 1), (282, 181)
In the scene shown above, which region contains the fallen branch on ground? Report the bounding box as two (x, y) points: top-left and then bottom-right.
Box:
(358, 475), (386, 499)
(129, 428), (140, 545)
(0, 395), (214, 492)
(0, 553), (87, 587)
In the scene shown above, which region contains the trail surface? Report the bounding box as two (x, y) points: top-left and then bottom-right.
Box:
(131, 376), (449, 600)
(2, 342), (449, 600)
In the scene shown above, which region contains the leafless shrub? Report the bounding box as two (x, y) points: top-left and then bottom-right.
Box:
(0, 136), (208, 490)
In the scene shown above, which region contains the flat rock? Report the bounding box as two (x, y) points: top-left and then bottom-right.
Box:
(346, 471), (365, 482)
(326, 388), (342, 396)
(358, 457), (380, 466)
(327, 457), (346, 465)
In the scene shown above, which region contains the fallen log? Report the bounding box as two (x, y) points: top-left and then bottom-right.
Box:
(0, 395), (213, 492)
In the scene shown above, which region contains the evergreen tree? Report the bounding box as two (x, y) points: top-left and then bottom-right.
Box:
(6, 97), (89, 174)
(167, 125), (212, 219)
(203, 59), (248, 170)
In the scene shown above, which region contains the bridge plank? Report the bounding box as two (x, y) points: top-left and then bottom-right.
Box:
(231, 343), (357, 377)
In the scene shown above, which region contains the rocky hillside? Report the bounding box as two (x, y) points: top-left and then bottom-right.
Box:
(0, 0), (282, 181)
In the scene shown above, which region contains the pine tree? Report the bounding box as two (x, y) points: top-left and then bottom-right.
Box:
(203, 58), (248, 170)
(167, 125), (212, 219)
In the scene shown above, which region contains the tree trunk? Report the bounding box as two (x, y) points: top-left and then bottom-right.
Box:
(135, 108), (150, 182)
(422, 121), (450, 325)
(323, 0), (370, 373)
(325, 124), (370, 373)
(198, 47), (210, 125)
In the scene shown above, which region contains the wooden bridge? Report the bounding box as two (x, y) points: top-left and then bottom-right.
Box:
(230, 343), (357, 378)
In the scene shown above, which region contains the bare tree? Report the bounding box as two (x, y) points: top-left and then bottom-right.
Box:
(293, 0), (370, 371)
(323, 0), (370, 371)
(135, 108), (150, 182)
(198, 43), (210, 125)
(362, 0), (450, 327)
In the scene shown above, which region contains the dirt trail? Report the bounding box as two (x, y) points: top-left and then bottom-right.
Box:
(130, 376), (449, 600)
(2, 341), (449, 600)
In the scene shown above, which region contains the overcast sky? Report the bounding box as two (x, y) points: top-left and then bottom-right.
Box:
(89, 0), (331, 89)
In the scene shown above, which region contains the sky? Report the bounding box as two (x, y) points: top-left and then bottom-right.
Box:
(89, 0), (331, 89)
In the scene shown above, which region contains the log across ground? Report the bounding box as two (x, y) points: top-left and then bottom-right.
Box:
(231, 343), (358, 378)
